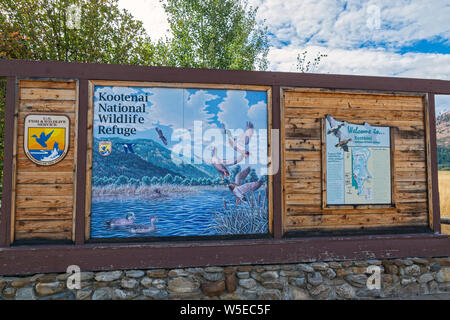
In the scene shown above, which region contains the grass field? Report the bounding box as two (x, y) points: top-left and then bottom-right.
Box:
(439, 171), (450, 234)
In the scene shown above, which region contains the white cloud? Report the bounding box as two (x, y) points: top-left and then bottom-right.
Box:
(268, 45), (450, 80)
(436, 95), (450, 116)
(118, 0), (170, 41)
(252, 0), (450, 50)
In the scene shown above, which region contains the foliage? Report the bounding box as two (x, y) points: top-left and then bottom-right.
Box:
(142, 176), (152, 186)
(161, 0), (269, 70)
(438, 147), (450, 170)
(0, 0), (165, 64)
(296, 50), (328, 73)
(115, 175), (129, 185)
(211, 190), (268, 234)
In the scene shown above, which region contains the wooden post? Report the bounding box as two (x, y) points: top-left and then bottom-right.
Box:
(75, 79), (88, 245)
(426, 93), (441, 233)
(272, 86), (283, 239)
(0, 77), (17, 247)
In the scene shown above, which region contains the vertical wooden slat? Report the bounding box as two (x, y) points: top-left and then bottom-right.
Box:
(426, 93), (441, 233)
(272, 86), (282, 239)
(0, 77), (17, 247)
(75, 79), (88, 245)
(84, 81), (94, 240)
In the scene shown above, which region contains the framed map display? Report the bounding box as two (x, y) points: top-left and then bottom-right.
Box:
(324, 115), (392, 205)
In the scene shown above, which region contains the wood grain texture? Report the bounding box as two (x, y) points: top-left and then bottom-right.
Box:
(281, 88), (430, 233)
(13, 80), (77, 242)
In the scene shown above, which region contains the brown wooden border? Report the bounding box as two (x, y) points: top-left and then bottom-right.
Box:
(0, 59), (448, 275)
(85, 80), (274, 240)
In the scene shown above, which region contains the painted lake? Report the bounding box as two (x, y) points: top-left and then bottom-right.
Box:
(90, 188), (268, 238)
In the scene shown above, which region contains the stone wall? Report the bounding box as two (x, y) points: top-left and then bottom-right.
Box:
(0, 257), (449, 300)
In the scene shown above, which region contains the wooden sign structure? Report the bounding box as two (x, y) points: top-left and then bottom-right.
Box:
(0, 59), (448, 276)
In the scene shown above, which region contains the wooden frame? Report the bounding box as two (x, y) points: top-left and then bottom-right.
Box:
(84, 80), (274, 241)
(0, 59), (447, 275)
(320, 118), (395, 209)
(8, 78), (79, 244)
(280, 87), (433, 233)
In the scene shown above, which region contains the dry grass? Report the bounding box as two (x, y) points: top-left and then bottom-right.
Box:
(438, 171), (450, 234)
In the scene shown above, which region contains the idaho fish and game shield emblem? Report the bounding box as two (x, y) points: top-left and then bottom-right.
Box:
(24, 114), (70, 166)
(99, 141), (112, 156)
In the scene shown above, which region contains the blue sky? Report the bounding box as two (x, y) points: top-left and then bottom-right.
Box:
(118, 0), (450, 114)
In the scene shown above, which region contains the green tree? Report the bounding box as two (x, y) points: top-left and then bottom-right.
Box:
(162, 173), (174, 184)
(173, 176), (183, 184)
(161, 0), (269, 70)
(142, 176), (152, 186)
(115, 175), (129, 185)
(0, 0), (165, 64)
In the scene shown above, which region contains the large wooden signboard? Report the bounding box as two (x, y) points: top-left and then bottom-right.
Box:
(0, 60), (448, 275)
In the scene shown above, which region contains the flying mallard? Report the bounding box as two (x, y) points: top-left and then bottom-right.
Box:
(228, 166), (263, 204)
(222, 122), (254, 157)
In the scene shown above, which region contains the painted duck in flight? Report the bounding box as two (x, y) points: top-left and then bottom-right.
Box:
(195, 146), (245, 179)
(326, 115), (351, 152)
(228, 166), (263, 204)
(222, 122), (254, 157)
(31, 130), (54, 148)
(155, 127), (168, 145)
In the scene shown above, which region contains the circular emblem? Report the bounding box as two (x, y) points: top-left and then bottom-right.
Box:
(23, 114), (70, 166)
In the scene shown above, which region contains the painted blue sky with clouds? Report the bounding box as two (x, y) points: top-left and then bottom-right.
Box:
(94, 86), (269, 175)
(119, 0), (450, 115)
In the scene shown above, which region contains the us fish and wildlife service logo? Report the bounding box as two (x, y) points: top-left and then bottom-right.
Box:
(99, 141), (112, 156)
(24, 114), (70, 166)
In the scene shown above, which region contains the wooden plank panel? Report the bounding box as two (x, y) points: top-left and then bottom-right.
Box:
(16, 158), (75, 172)
(15, 231), (72, 240)
(285, 107), (424, 121)
(15, 219), (73, 234)
(16, 171), (74, 184)
(285, 213), (428, 228)
(16, 184), (73, 196)
(19, 100), (76, 113)
(19, 80), (76, 89)
(16, 195), (73, 209)
(16, 207), (73, 220)
(20, 88), (76, 100)
(284, 139), (320, 151)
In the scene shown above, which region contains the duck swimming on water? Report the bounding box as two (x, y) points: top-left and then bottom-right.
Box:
(130, 216), (158, 234)
(106, 212), (135, 227)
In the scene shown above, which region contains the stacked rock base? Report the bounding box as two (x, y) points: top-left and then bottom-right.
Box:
(0, 257), (449, 300)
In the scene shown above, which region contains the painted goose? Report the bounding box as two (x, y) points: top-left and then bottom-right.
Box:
(326, 115), (351, 152)
(195, 146), (245, 178)
(222, 122), (254, 157)
(228, 166), (263, 204)
(326, 115), (344, 135)
(106, 212), (135, 227)
(130, 216), (158, 234)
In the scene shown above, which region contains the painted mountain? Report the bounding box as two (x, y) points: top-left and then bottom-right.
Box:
(93, 137), (217, 180)
(437, 110), (450, 170)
